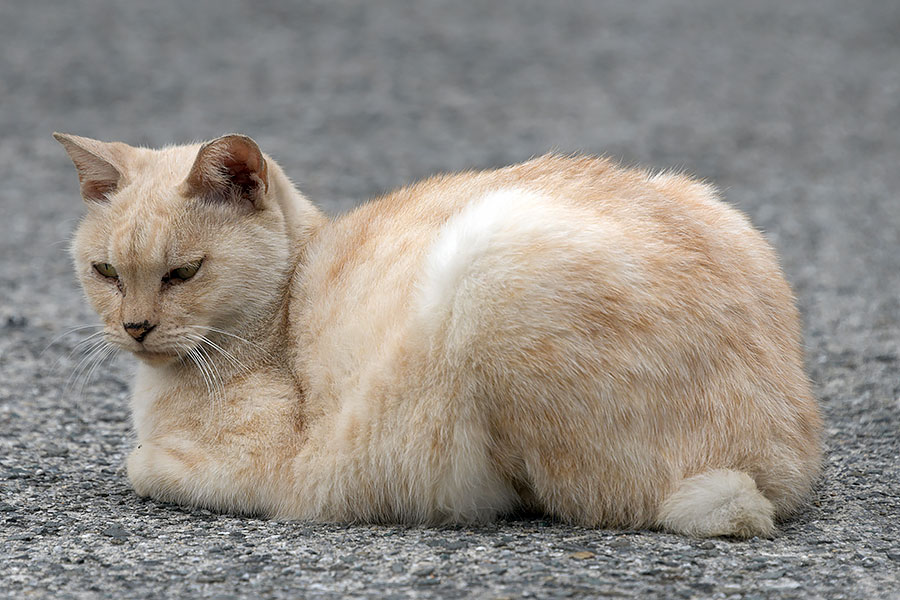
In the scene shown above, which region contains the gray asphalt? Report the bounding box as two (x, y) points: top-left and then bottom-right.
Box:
(1, 1), (899, 598)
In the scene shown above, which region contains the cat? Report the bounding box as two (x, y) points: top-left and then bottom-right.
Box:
(55, 132), (822, 538)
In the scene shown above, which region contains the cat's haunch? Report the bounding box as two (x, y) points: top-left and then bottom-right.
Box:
(56, 132), (822, 538)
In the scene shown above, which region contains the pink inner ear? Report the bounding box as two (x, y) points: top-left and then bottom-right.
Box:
(223, 159), (257, 192)
(222, 143), (259, 178)
(181, 134), (268, 205)
(224, 143), (258, 170)
(222, 140), (267, 195)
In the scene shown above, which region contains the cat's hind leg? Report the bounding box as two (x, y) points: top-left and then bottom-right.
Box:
(656, 469), (775, 538)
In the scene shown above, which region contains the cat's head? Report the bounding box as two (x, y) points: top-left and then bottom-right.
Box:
(56, 133), (295, 365)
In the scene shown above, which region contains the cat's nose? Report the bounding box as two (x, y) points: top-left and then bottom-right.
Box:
(123, 321), (156, 343)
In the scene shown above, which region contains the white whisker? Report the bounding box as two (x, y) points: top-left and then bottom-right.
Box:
(186, 325), (275, 362)
(70, 331), (109, 354)
(195, 342), (226, 403)
(66, 337), (111, 396)
(173, 342), (192, 368)
(187, 346), (214, 399)
(188, 343), (227, 409)
(41, 324), (104, 357)
(50, 330), (110, 374)
(190, 332), (248, 374)
(68, 337), (108, 380)
(78, 344), (119, 399)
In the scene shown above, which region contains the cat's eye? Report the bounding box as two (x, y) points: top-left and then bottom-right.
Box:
(93, 262), (118, 279)
(163, 260), (202, 284)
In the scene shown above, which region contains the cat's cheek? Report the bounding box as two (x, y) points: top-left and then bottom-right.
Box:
(82, 285), (123, 328)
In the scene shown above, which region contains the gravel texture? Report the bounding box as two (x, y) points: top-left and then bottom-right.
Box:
(2, 0), (899, 598)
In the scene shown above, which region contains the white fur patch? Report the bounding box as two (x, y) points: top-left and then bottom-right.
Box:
(417, 188), (546, 320)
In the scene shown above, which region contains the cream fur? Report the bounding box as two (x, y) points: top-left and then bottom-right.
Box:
(57, 133), (823, 538)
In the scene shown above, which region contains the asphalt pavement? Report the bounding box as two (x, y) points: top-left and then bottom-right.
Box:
(1, 1), (898, 598)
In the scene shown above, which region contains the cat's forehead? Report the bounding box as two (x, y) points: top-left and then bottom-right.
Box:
(90, 145), (204, 266)
(113, 144), (206, 213)
(126, 143), (202, 193)
(107, 192), (181, 263)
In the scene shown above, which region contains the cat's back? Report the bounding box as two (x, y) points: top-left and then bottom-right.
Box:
(297, 153), (790, 324)
(291, 154), (805, 412)
(292, 156), (647, 370)
(311, 154), (773, 270)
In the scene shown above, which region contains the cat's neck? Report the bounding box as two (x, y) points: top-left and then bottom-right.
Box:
(266, 158), (328, 255)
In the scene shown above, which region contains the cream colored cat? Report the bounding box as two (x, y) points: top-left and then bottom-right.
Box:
(55, 132), (822, 538)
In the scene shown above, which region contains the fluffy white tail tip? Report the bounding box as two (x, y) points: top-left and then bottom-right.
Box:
(658, 469), (775, 538)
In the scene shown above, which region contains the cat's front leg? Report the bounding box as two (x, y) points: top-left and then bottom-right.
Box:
(126, 437), (277, 516)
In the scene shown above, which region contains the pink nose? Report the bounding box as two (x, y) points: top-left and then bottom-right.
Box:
(123, 321), (156, 343)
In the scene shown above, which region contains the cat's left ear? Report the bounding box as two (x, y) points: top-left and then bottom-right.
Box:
(180, 134), (269, 209)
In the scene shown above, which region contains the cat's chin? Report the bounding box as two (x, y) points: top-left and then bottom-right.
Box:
(133, 350), (179, 366)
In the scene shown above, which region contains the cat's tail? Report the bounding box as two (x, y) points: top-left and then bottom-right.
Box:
(657, 469), (775, 538)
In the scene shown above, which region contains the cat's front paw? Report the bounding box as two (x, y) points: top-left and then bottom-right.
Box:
(126, 441), (194, 500)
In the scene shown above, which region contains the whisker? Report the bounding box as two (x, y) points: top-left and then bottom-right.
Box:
(67, 337), (108, 382)
(70, 331), (109, 355)
(190, 332), (248, 374)
(78, 344), (119, 400)
(205, 340), (245, 372)
(66, 338), (111, 396)
(173, 342), (192, 368)
(189, 344), (226, 409)
(195, 342), (226, 403)
(41, 324), (104, 356)
(49, 330), (109, 374)
(187, 346), (213, 399)
(186, 325), (276, 361)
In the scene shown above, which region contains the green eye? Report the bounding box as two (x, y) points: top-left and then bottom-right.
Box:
(93, 263), (118, 279)
(165, 260), (201, 283)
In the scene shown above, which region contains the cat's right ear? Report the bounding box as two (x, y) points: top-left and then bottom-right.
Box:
(53, 133), (126, 203)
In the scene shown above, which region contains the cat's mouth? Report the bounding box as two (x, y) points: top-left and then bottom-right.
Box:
(134, 349), (179, 365)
